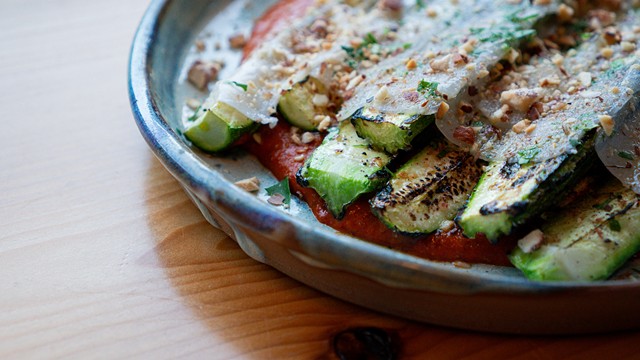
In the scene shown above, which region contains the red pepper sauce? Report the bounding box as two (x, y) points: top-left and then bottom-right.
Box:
(241, 0), (516, 266)
(242, 0), (315, 60)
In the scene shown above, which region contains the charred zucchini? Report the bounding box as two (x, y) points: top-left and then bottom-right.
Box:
(351, 107), (434, 154)
(458, 133), (597, 241)
(509, 178), (640, 281)
(278, 77), (332, 131)
(371, 139), (483, 234)
(297, 121), (391, 218)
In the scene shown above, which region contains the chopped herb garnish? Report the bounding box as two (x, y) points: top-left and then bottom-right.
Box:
(517, 147), (540, 165)
(580, 32), (593, 41)
(609, 219), (622, 232)
(471, 25), (536, 51)
(362, 33), (378, 47)
(187, 106), (202, 122)
(611, 59), (626, 70)
(342, 33), (379, 68)
(341, 46), (359, 69)
(417, 80), (440, 98)
(266, 178), (291, 206)
(228, 81), (248, 92)
(416, 0), (425, 9)
(506, 9), (537, 24)
(618, 151), (635, 161)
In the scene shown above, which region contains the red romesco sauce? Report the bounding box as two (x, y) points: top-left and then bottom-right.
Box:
(242, 0), (516, 266)
(243, 0), (315, 60)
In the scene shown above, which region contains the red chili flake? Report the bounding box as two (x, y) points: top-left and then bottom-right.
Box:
(527, 102), (544, 120)
(453, 126), (476, 145)
(378, 0), (403, 12)
(402, 91), (420, 103)
(452, 53), (469, 65)
(459, 102), (473, 114)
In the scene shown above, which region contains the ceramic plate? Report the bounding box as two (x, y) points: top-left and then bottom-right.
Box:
(129, 0), (640, 334)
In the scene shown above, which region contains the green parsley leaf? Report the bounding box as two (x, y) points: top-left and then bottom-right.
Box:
(618, 151), (635, 161)
(416, 0), (425, 9)
(187, 105), (202, 122)
(517, 147), (540, 165)
(228, 81), (248, 92)
(266, 178), (291, 206)
(341, 33), (379, 69)
(362, 33), (378, 47)
(417, 80), (440, 98)
(609, 219), (622, 232)
(506, 9), (537, 24)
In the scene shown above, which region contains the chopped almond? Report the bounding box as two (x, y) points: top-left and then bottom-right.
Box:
(187, 60), (223, 90)
(600, 114), (615, 136)
(436, 102), (450, 119)
(235, 177), (260, 192)
(228, 33), (247, 49)
(518, 229), (544, 254)
(500, 88), (542, 112)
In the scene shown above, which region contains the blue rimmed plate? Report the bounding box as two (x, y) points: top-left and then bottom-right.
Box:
(129, 0), (640, 334)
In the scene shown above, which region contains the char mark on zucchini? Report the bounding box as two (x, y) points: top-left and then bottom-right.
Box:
(371, 138), (483, 234)
(455, 8), (640, 242)
(296, 121), (392, 219)
(510, 176), (640, 281)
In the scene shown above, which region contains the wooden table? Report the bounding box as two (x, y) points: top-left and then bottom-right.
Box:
(2, 0), (640, 358)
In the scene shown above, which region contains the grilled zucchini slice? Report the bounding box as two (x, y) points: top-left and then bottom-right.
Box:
(458, 133), (597, 241)
(509, 178), (640, 281)
(278, 77), (332, 131)
(297, 121), (391, 218)
(184, 102), (258, 152)
(351, 107), (434, 154)
(372, 138), (483, 234)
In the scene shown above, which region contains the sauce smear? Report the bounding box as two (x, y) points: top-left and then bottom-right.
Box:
(242, 0), (515, 266)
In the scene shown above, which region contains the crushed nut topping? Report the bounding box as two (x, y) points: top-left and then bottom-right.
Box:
(187, 60), (223, 90)
(228, 33), (247, 49)
(517, 229), (544, 254)
(235, 177), (261, 192)
(500, 88), (542, 113)
(599, 114), (615, 136)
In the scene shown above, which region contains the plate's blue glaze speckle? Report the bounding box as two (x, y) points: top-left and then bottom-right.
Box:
(129, 0), (640, 334)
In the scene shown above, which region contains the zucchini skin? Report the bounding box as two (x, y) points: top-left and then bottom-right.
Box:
(296, 122), (391, 219)
(371, 139), (482, 234)
(351, 107), (434, 154)
(278, 76), (331, 131)
(509, 178), (640, 281)
(458, 131), (597, 242)
(184, 102), (258, 153)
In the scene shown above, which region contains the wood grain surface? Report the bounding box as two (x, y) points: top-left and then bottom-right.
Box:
(1, 0), (640, 359)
